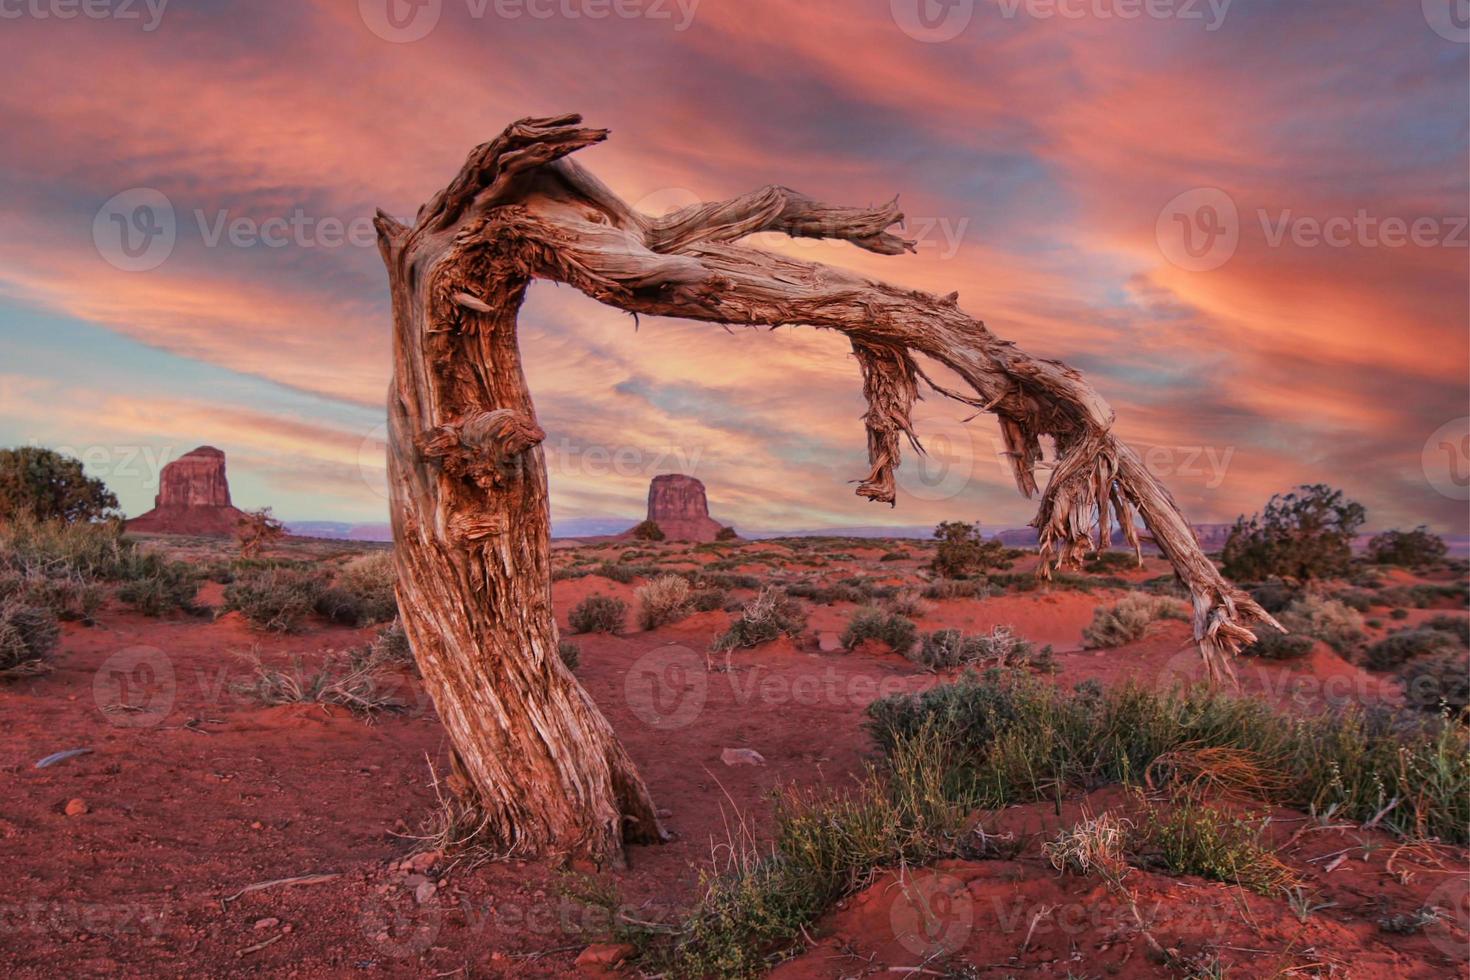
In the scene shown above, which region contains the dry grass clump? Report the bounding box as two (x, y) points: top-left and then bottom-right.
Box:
(913, 625), (1049, 670)
(1081, 593), (1187, 648)
(883, 588), (932, 619)
(233, 647), (407, 718)
(568, 594), (627, 634)
(1137, 793), (1297, 896)
(636, 574), (692, 630)
(0, 597), (59, 676)
(711, 586), (807, 652)
(1043, 810), (1131, 879)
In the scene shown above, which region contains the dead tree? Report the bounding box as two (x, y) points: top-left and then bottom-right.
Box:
(374, 113), (1277, 866)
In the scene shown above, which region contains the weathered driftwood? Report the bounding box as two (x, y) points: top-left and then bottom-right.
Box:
(375, 113), (1276, 864)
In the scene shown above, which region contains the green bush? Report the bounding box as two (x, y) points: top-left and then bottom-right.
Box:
(1138, 796), (1293, 896)
(1365, 527), (1448, 568)
(839, 607), (917, 654)
(865, 670), (1470, 843)
(712, 587), (807, 652)
(0, 447), (118, 523)
(1365, 629), (1458, 671)
(0, 598), (60, 674)
(1081, 593), (1187, 648)
(931, 521), (1011, 579)
(1424, 615), (1470, 645)
(568, 594), (627, 634)
(1221, 484), (1365, 581)
(631, 519), (666, 542)
(1243, 625), (1315, 660)
(116, 563), (199, 616)
(224, 567), (326, 633)
(558, 639), (581, 672)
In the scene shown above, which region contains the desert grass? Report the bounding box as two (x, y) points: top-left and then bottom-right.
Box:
(1081, 593), (1188, 648)
(568, 594), (627, 634)
(636, 574), (692, 630)
(711, 587), (807, 653)
(232, 648), (406, 718)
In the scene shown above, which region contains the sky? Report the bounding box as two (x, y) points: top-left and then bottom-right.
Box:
(0, 0), (1466, 536)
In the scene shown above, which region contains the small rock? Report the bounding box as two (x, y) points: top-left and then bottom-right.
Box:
(64, 799), (88, 817)
(414, 880), (437, 904)
(400, 850), (439, 874)
(721, 748), (766, 767)
(250, 821), (264, 830)
(655, 808), (673, 818)
(575, 943), (634, 970)
(281, 923), (293, 934)
(253, 917), (279, 930)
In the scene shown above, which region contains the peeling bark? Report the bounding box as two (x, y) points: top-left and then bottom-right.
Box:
(377, 113), (1276, 865)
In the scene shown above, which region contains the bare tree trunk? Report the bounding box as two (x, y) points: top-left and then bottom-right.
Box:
(375, 114), (1276, 865)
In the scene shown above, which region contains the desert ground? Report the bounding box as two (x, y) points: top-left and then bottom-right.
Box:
(2, 531), (1467, 978)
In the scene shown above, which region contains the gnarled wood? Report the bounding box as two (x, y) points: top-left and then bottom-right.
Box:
(378, 114), (1276, 866)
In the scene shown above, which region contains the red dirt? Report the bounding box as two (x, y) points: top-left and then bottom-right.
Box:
(2, 542), (1466, 977)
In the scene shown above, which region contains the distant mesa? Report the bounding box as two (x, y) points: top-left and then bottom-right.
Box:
(626, 473), (731, 543)
(126, 446), (250, 537)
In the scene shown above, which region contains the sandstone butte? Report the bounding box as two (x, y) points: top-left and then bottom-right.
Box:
(125, 446), (248, 536)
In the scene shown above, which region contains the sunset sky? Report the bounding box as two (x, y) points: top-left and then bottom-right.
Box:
(1, 0), (1466, 536)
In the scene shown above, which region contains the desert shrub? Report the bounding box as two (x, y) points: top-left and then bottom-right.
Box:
(883, 589), (932, 619)
(636, 574), (692, 630)
(1081, 593), (1187, 648)
(1424, 615), (1470, 645)
(920, 578), (992, 601)
(1400, 653), (1469, 716)
(224, 567), (326, 633)
(558, 639), (581, 672)
(1376, 582), (1470, 610)
(315, 552), (398, 627)
(0, 447), (118, 524)
(914, 625), (1044, 670)
(0, 568), (102, 623)
(1221, 484), (1365, 581)
(0, 598), (60, 674)
(235, 507), (287, 558)
(1390, 607), (1409, 620)
(370, 620), (412, 664)
(1137, 796), (1294, 896)
(866, 670), (1470, 843)
(931, 521), (1011, 579)
(1277, 595), (1365, 655)
(1331, 588), (1374, 613)
(1081, 550), (1139, 573)
(879, 550), (908, 562)
(595, 561), (660, 585)
(1243, 625), (1315, 660)
(630, 519), (666, 542)
(712, 587), (807, 652)
(689, 588), (727, 613)
(116, 563), (199, 616)
(1365, 526), (1448, 568)
(715, 526), (737, 542)
(568, 594), (627, 634)
(551, 566), (589, 582)
(1248, 580), (1300, 614)
(1365, 629), (1459, 671)
(839, 607), (917, 654)
(233, 650), (404, 716)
